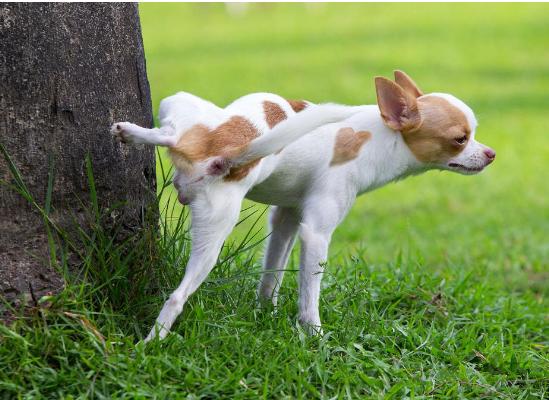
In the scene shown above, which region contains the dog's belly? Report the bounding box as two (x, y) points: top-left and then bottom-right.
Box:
(245, 134), (331, 207)
(245, 173), (309, 207)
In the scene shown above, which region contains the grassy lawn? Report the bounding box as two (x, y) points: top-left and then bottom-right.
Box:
(2, 3), (548, 398)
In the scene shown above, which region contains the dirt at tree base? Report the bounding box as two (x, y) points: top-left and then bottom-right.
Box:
(0, 216), (64, 319)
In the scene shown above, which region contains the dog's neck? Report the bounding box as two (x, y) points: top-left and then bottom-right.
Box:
(349, 106), (425, 195)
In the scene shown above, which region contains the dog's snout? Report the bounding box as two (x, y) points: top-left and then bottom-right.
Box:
(483, 148), (496, 162)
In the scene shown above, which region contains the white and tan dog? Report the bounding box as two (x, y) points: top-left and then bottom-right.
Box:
(112, 70), (495, 342)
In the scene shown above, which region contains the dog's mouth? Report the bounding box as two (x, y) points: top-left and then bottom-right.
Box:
(447, 163), (484, 174)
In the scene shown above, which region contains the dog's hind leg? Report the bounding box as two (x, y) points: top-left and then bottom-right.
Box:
(111, 122), (177, 147)
(111, 93), (224, 148)
(144, 185), (244, 342)
(257, 207), (300, 307)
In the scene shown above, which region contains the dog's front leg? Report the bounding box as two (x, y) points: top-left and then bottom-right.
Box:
(298, 195), (353, 335)
(297, 223), (331, 335)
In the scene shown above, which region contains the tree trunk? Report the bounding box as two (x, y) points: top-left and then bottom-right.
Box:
(0, 4), (156, 308)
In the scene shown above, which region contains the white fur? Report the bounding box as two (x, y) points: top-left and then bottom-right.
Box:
(235, 103), (366, 166)
(111, 90), (494, 341)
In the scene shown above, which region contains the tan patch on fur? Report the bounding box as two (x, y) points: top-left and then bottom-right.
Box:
(169, 116), (260, 180)
(402, 96), (471, 163)
(263, 101), (287, 128)
(168, 124), (209, 172)
(286, 99), (308, 113)
(330, 127), (372, 166)
(225, 159), (261, 181)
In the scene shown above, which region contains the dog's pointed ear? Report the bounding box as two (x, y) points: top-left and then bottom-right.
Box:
(375, 77), (421, 132)
(394, 70), (423, 98)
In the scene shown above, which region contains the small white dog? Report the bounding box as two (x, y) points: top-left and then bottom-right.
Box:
(112, 70), (495, 341)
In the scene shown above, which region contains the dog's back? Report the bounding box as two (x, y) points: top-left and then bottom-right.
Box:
(162, 92), (306, 175)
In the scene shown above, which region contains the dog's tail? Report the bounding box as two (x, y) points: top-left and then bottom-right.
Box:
(231, 104), (362, 167)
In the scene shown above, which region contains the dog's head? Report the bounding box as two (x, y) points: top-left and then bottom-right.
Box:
(375, 70), (495, 174)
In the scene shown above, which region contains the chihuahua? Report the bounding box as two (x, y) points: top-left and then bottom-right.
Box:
(111, 70), (495, 341)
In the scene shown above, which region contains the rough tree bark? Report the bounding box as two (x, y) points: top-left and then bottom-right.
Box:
(0, 4), (156, 308)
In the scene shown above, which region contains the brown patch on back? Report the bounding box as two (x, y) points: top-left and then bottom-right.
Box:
(263, 101), (287, 128)
(330, 127), (372, 166)
(169, 116), (260, 180)
(286, 99), (308, 113)
(401, 96), (471, 163)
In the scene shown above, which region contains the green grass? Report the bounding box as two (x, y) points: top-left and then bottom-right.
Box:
(2, 3), (548, 398)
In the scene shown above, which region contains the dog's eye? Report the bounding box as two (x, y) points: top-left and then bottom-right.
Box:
(455, 135), (468, 145)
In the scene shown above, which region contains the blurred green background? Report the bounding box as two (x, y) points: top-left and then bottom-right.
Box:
(140, 3), (548, 295)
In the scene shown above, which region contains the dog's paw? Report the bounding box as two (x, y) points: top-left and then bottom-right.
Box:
(298, 317), (324, 336)
(144, 324), (170, 343)
(111, 122), (135, 144)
